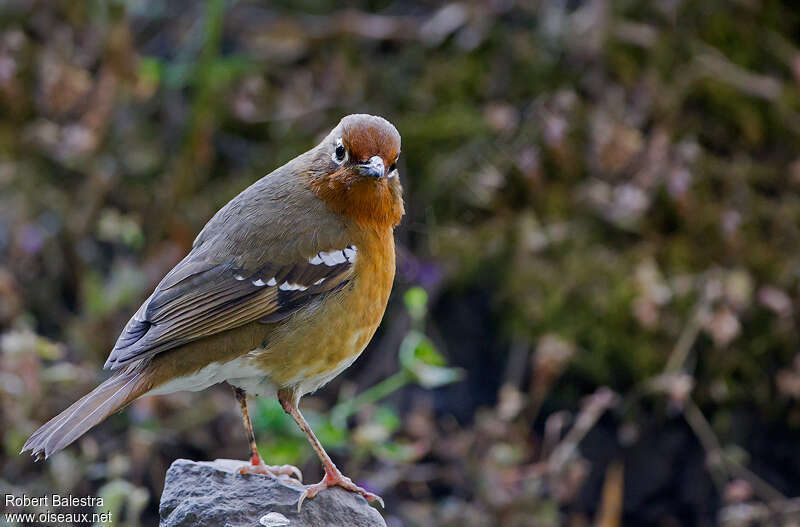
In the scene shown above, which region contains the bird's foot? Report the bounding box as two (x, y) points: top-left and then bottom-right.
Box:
(297, 468), (383, 511)
(237, 455), (302, 481)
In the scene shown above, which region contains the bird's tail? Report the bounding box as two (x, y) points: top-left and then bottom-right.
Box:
(22, 368), (147, 460)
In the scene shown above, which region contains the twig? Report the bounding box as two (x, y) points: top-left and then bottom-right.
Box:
(685, 399), (786, 503)
(720, 497), (800, 525)
(683, 399), (731, 492)
(548, 388), (617, 473)
(330, 370), (412, 428)
(595, 459), (625, 527)
(612, 21), (658, 48)
(664, 273), (712, 374)
(691, 43), (784, 101)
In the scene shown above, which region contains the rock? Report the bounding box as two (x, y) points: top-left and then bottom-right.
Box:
(159, 459), (386, 527)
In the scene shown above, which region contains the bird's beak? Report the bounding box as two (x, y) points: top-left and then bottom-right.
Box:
(357, 156), (385, 179)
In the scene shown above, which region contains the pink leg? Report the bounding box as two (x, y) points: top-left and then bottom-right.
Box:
(232, 385), (302, 481)
(278, 387), (384, 511)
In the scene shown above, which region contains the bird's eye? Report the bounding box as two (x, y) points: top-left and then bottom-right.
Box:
(388, 156), (399, 175)
(333, 139), (347, 164)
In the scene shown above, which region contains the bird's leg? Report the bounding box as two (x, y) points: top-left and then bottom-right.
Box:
(231, 385), (302, 481)
(277, 387), (383, 511)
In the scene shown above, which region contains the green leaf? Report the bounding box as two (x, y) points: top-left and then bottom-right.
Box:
(258, 438), (306, 466)
(404, 286), (428, 322)
(374, 441), (420, 463)
(253, 398), (299, 436)
(315, 418), (348, 449)
(374, 406), (401, 433)
(138, 57), (162, 86)
(399, 330), (465, 388)
(413, 363), (465, 389)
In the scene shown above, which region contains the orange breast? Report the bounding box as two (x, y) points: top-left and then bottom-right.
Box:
(250, 227), (396, 394)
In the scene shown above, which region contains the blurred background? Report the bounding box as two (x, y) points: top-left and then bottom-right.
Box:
(1, 0), (800, 525)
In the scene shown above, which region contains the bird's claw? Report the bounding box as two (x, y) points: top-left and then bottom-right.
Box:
(296, 470), (383, 512)
(237, 461), (303, 482)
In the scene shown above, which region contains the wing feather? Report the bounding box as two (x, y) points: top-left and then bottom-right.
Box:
(103, 248), (355, 370)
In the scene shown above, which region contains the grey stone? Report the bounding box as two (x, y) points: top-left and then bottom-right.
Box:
(159, 459), (386, 527)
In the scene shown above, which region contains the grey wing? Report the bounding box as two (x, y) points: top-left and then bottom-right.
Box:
(103, 244), (358, 370)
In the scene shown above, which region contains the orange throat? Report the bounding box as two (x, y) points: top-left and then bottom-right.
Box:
(308, 171), (404, 231)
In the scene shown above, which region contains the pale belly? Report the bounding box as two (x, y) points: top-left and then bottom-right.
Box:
(145, 344), (365, 399)
(145, 354), (277, 398)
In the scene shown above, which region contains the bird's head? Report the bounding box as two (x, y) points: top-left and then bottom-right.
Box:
(307, 114), (404, 230)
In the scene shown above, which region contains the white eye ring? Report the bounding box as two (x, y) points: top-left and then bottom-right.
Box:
(332, 138), (347, 165)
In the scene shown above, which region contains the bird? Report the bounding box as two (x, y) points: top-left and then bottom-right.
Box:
(22, 114), (404, 509)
